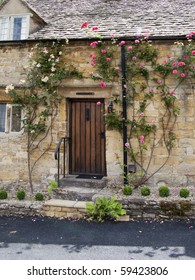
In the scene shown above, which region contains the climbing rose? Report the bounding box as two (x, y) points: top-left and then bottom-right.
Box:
(192, 50), (195, 55)
(178, 61), (186, 67)
(119, 41), (126, 46)
(92, 26), (99, 31)
(128, 46), (133, 51)
(91, 61), (96, 66)
(139, 135), (145, 145)
(132, 56), (137, 60)
(140, 112), (145, 117)
(125, 143), (130, 148)
(180, 73), (186, 78)
(100, 81), (106, 88)
(81, 22), (88, 28)
(101, 49), (106, 54)
(172, 69), (178, 74)
(96, 101), (101, 106)
(106, 57), (111, 61)
(135, 39), (140, 44)
(170, 91), (176, 95)
(90, 41), (98, 47)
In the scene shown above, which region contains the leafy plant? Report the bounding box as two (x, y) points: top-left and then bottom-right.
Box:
(48, 180), (58, 193)
(35, 192), (44, 201)
(141, 186), (151, 196)
(16, 189), (25, 200)
(86, 195), (126, 222)
(6, 41), (82, 193)
(0, 190), (8, 200)
(123, 186), (133, 196)
(179, 188), (190, 198)
(159, 186), (170, 197)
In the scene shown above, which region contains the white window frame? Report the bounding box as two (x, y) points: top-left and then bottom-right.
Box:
(0, 104), (22, 133)
(0, 14), (30, 40)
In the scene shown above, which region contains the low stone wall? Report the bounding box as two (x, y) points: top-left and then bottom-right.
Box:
(0, 198), (195, 220)
(121, 199), (195, 220)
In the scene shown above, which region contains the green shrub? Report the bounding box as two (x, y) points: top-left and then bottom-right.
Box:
(0, 190), (8, 200)
(179, 188), (190, 198)
(48, 180), (58, 193)
(86, 195), (126, 222)
(123, 186), (133, 196)
(141, 186), (151, 196)
(159, 186), (170, 197)
(35, 192), (44, 201)
(16, 189), (25, 200)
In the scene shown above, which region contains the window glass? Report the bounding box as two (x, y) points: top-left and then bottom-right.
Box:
(0, 17), (9, 40)
(0, 104), (21, 133)
(0, 104), (6, 132)
(11, 106), (22, 132)
(13, 17), (22, 40)
(0, 15), (29, 41)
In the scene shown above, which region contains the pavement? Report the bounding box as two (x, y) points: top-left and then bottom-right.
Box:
(0, 216), (195, 260)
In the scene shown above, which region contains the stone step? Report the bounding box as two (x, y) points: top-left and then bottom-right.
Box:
(59, 175), (107, 189)
(52, 186), (104, 201)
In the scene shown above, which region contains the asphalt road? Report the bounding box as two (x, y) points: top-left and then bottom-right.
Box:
(0, 216), (194, 260)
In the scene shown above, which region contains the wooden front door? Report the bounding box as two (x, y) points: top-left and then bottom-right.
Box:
(69, 99), (106, 176)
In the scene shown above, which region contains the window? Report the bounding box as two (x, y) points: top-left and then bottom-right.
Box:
(0, 104), (22, 133)
(0, 15), (30, 40)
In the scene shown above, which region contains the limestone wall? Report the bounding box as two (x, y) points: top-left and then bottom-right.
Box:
(0, 40), (195, 189)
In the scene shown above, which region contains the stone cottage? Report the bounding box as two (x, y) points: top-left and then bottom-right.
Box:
(0, 0), (195, 192)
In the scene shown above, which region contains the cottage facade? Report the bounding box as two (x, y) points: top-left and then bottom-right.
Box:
(1, 0), (195, 191)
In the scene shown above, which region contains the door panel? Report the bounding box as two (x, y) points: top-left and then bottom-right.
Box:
(70, 99), (106, 176)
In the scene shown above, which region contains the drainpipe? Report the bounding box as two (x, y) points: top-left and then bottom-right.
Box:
(121, 45), (128, 185)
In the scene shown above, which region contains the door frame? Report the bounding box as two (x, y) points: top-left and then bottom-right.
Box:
(68, 98), (106, 176)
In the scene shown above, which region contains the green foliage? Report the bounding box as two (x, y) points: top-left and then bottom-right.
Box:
(0, 190), (8, 200)
(159, 186), (170, 197)
(35, 192), (44, 201)
(16, 190), (26, 200)
(86, 195), (126, 222)
(104, 111), (123, 132)
(6, 41), (82, 193)
(141, 186), (151, 196)
(123, 186), (133, 196)
(179, 188), (190, 198)
(48, 180), (58, 193)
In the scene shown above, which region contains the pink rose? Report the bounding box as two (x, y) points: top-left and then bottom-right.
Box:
(180, 73), (186, 78)
(119, 41), (126, 46)
(192, 50), (195, 55)
(157, 79), (162, 84)
(178, 61), (185, 67)
(81, 22), (88, 28)
(92, 26), (99, 31)
(91, 61), (96, 66)
(125, 143), (130, 148)
(139, 135), (145, 145)
(90, 41), (98, 47)
(101, 49), (106, 54)
(100, 81), (106, 88)
(106, 57), (111, 62)
(132, 56), (137, 60)
(96, 101), (101, 106)
(135, 39), (140, 44)
(172, 69), (178, 75)
(140, 112), (145, 117)
(170, 91), (176, 95)
(128, 46), (133, 51)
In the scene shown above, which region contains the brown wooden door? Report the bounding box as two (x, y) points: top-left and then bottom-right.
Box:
(69, 99), (106, 176)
